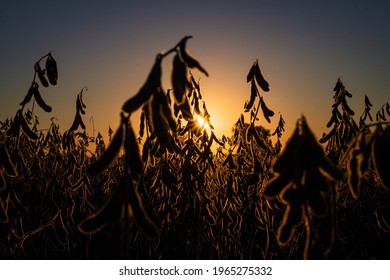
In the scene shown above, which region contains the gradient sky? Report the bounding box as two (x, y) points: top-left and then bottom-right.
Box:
(1, 0), (389, 146)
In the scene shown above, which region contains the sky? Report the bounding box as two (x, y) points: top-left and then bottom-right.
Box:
(1, 0), (389, 147)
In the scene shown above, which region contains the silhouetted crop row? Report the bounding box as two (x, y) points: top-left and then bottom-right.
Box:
(0, 37), (389, 259)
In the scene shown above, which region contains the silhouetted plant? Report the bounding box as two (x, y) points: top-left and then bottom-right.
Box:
(264, 116), (343, 258)
(320, 78), (359, 162)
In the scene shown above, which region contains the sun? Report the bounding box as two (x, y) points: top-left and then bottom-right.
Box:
(195, 114), (212, 135)
(196, 114), (205, 127)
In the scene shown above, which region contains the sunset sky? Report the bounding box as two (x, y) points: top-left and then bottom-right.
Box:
(1, 0), (389, 146)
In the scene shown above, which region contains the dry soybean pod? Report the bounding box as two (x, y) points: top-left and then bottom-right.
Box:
(18, 111), (38, 140)
(45, 52), (58, 86)
(260, 96), (274, 123)
(251, 125), (268, 151)
(69, 112), (82, 132)
(19, 85), (34, 106)
(277, 201), (303, 246)
(34, 62), (49, 87)
(139, 111), (145, 138)
(127, 175), (159, 238)
(157, 88), (177, 133)
(172, 52), (189, 105)
(245, 80), (258, 111)
(178, 36), (209, 77)
(254, 60), (270, 92)
(33, 84), (52, 112)
(151, 99), (170, 146)
(88, 122), (124, 176)
(247, 63), (255, 82)
(124, 119), (143, 180)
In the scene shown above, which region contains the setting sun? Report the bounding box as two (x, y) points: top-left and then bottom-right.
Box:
(195, 114), (205, 127)
(195, 113), (212, 135)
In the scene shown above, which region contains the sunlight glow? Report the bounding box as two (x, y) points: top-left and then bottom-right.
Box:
(196, 114), (205, 127)
(195, 114), (212, 135)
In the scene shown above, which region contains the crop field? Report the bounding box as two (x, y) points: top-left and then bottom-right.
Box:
(1, 37), (389, 260)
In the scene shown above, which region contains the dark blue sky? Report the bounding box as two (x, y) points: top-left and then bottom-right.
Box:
(1, 0), (389, 143)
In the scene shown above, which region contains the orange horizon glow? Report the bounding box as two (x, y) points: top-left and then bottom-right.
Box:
(1, 2), (389, 152)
